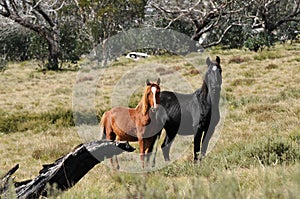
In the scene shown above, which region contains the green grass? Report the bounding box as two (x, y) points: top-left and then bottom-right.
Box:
(1, 42), (300, 198)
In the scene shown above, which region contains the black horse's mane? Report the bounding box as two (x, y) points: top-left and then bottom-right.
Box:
(194, 80), (208, 98)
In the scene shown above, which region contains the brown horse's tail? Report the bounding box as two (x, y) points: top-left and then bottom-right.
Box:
(99, 112), (107, 140)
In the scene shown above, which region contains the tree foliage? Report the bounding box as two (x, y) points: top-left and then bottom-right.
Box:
(77, 0), (147, 43)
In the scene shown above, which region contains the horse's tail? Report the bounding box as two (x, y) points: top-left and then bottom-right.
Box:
(99, 112), (107, 140)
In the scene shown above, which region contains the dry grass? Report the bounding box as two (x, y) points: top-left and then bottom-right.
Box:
(0, 61), (77, 114)
(1, 42), (300, 198)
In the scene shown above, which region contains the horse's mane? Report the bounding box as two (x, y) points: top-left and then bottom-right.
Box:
(137, 85), (151, 116)
(194, 80), (208, 98)
(201, 80), (208, 97)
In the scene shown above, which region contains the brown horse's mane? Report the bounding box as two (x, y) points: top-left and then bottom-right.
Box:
(136, 85), (151, 116)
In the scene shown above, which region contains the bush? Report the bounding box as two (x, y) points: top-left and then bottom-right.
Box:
(222, 136), (300, 169)
(0, 22), (92, 69)
(59, 21), (92, 65)
(222, 26), (246, 49)
(0, 27), (32, 61)
(244, 32), (275, 52)
(248, 138), (300, 166)
(0, 56), (7, 72)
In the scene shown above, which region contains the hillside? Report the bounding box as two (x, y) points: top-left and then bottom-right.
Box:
(0, 43), (299, 198)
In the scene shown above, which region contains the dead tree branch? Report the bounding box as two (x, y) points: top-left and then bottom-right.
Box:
(0, 140), (135, 199)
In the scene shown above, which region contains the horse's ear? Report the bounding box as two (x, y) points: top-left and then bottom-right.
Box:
(216, 56), (220, 65)
(157, 78), (160, 85)
(146, 79), (151, 86)
(206, 57), (211, 67)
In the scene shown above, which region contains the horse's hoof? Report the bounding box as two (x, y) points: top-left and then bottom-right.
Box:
(199, 154), (205, 162)
(164, 158), (170, 162)
(193, 158), (199, 164)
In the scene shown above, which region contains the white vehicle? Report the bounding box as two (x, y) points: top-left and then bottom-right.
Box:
(125, 52), (150, 60)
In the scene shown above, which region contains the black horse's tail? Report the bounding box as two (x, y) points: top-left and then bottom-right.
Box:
(99, 113), (106, 140)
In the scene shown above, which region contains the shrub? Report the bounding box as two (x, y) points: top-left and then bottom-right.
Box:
(222, 136), (300, 168)
(248, 138), (300, 166)
(244, 32), (275, 52)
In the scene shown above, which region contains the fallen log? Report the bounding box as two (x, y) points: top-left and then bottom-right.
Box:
(0, 140), (135, 199)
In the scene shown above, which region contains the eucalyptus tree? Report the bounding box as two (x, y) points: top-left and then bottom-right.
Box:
(74, 0), (147, 45)
(147, 0), (244, 48)
(241, 0), (300, 50)
(0, 0), (67, 70)
(146, 0), (300, 50)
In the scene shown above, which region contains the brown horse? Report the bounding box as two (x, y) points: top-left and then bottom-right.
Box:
(100, 78), (161, 168)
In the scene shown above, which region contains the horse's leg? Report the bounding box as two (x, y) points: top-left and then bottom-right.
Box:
(201, 126), (215, 158)
(193, 125), (205, 161)
(201, 113), (220, 157)
(143, 136), (157, 168)
(144, 139), (151, 168)
(148, 134), (160, 167)
(161, 127), (177, 161)
(111, 135), (122, 170)
(113, 155), (120, 170)
(138, 138), (145, 168)
(143, 123), (160, 167)
(106, 130), (120, 170)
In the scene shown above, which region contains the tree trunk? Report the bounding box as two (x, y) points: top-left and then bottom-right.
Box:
(45, 27), (60, 70)
(0, 1), (62, 71)
(0, 140), (135, 199)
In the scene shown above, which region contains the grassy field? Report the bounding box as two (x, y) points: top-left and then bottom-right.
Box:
(0, 42), (300, 198)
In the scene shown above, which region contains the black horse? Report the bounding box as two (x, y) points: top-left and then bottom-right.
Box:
(156, 56), (222, 161)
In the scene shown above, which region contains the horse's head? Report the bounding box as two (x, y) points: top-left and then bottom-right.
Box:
(145, 78), (161, 112)
(205, 56), (222, 105)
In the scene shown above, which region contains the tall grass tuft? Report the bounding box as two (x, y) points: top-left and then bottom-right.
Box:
(218, 136), (300, 169)
(0, 108), (74, 134)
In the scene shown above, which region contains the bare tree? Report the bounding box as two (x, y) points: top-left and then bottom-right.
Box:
(0, 0), (65, 70)
(147, 0), (300, 48)
(245, 0), (300, 33)
(148, 0), (244, 48)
